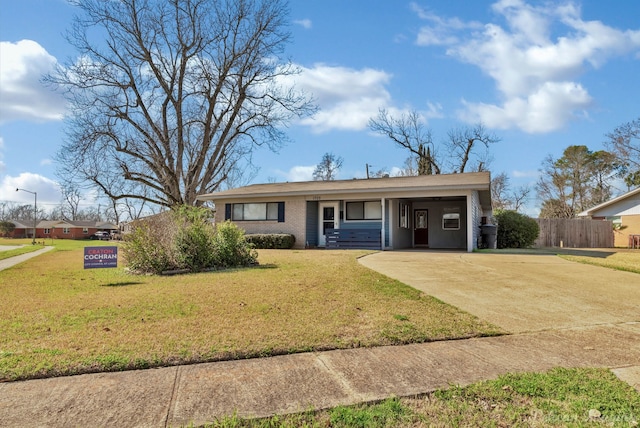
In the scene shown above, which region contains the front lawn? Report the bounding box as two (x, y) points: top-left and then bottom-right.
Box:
(557, 248), (640, 274)
(0, 242), (500, 381)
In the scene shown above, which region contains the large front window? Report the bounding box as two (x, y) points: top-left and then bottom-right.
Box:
(345, 201), (381, 220)
(231, 203), (279, 221)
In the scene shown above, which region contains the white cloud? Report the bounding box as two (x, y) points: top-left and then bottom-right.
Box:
(40, 159), (53, 166)
(290, 64), (396, 133)
(0, 40), (67, 124)
(0, 172), (61, 206)
(274, 165), (315, 182)
(412, 2), (482, 46)
(459, 81), (592, 133)
(294, 19), (312, 29)
(414, 0), (640, 133)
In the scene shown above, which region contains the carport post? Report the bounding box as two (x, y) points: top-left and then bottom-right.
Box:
(380, 197), (386, 250)
(466, 192), (474, 252)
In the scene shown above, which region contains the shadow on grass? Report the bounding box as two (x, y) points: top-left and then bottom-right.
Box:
(254, 263), (278, 270)
(101, 281), (144, 287)
(479, 248), (616, 258)
(553, 248), (616, 258)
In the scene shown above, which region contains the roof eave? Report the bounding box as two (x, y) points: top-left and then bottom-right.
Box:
(198, 183), (490, 202)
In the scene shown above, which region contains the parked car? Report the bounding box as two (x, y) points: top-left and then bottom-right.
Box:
(90, 231), (111, 240)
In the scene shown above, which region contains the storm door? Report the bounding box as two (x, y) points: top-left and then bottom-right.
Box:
(414, 209), (429, 246)
(318, 202), (339, 246)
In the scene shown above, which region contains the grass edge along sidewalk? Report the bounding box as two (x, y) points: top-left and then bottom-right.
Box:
(202, 367), (640, 428)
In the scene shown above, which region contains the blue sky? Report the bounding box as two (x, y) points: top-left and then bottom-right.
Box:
(1, 0), (639, 216)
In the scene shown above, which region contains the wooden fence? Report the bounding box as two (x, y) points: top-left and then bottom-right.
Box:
(533, 218), (614, 248)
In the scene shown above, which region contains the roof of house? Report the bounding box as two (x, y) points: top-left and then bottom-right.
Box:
(35, 220), (119, 229)
(9, 220), (32, 228)
(578, 187), (640, 217)
(198, 172), (492, 202)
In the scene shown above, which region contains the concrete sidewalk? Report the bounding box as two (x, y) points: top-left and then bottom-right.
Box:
(0, 246), (54, 271)
(1, 323), (639, 427)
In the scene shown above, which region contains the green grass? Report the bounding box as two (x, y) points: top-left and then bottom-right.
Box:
(0, 244), (43, 260)
(477, 247), (640, 275)
(557, 249), (640, 274)
(202, 368), (640, 427)
(0, 239), (500, 381)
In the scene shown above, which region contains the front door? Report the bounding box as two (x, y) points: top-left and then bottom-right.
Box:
(318, 202), (339, 246)
(414, 209), (429, 246)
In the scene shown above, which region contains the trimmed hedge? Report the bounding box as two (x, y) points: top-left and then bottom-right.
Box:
(245, 233), (296, 249)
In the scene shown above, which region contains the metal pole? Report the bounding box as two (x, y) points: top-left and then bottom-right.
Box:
(33, 192), (37, 245)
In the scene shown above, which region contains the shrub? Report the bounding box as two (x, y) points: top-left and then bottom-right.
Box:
(212, 221), (258, 268)
(245, 233), (295, 249)
(494, 210), (539, 249)
(123, 207), (257, 274)
(173, 211), (216, 272)
(0, 221), (16, 237)
(122, 222), (173, 274)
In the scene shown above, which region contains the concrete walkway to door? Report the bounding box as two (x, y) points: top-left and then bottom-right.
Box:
(358, 249), (640, 333)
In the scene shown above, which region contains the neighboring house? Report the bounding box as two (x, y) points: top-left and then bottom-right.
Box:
(578, 187), (640, 247)
(6, 220), (34, 238)
(4, 220), (118, 239)
(38, 220), (118, 239)
(197, 172), (493, 252)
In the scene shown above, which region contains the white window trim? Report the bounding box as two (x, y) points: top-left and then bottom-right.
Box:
(442, 213), (460, 230)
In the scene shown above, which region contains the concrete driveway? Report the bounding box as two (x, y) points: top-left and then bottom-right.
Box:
(359, 250), (640, 333)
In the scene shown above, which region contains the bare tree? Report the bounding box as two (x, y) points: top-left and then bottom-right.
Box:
(59, 184), (82, 220)
(491, 172), (531, 212)
(446, 124), (498, 173)
(313, 153), (343, 181)
(605, 117), (640, 187)
(49, 0), (314, 208)
(511, 185), (531, 212)
(395, 155), (419, 177)
(491, 172), (511, 211)
(368, 109), (441, 174)
(368, 109), (498, 174)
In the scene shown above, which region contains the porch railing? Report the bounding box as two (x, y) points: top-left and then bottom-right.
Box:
(325, 229), (381, 250)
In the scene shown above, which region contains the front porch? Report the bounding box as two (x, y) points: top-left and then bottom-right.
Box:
(307, 193), (484, 252)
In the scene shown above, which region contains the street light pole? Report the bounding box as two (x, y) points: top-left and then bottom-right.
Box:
(16, 188), (37, 245)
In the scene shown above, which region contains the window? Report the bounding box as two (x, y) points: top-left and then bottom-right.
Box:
(83, 228), (89, 234)
(44, 228), (50, 234)
(606, 216), (622, 225)
(229, 202), (284, 222)
(346, 201), (382, 220)
(399, 202), (410, 228)
(606, 216), (622, 230)
(63, 227), (70, 234)
(442, 213), (460, 230)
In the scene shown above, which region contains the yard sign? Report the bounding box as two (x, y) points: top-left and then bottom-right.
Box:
(84, 246), (118, 269)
